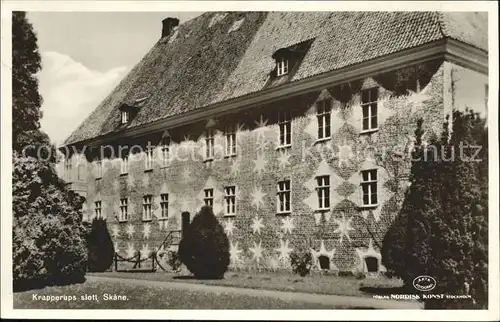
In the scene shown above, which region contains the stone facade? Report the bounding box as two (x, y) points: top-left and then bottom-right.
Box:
(60, 58), (487, 273)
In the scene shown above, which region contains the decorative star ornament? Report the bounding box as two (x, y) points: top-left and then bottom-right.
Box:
(111, 224), (120, 239)
(249, 241), (265, 263)
(255, 135), (269, 152)
(112, 180), (120, 192)
(224, 218), (236, 236)
(336, 142), (355, 167)
(311, 240), (335, 261)
(333, 214), (355, 243)
(142, 223), (151, 239)
(253, 153), (267, 175)
(275, 239), (293, 264)
(158, 219), (168, 231)
(229, 241), (243, 265)
(280, 216), (295, 234)
(277, 150), (291, 169)
(251, 186), (266, 210)
(142, 174), (150, 187)
(140, 244), (151, 258)
(126, 243), (136, 259)
(254, 114), (268, 129)
(126, 173), (135, 187)
(182, 168), (191, 182)
(230, 158), (241, 176)
(251, 216), (265, 234)
(126, 223), (135, 238)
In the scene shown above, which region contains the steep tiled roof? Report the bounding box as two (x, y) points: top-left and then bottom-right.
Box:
(64, 11), (488, 145)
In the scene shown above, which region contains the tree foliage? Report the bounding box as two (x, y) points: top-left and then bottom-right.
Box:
(178, 206), (230, 279)
(382, 109), (488, 309)
(86, 218), (115, 272)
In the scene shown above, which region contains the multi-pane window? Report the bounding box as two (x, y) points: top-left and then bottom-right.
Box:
(95, 159), (103, 179)
(205, 128), (215, 160)
(224, 186), (236, 216)
(361, 88), (378, 131)
(145, 146), (153, 170)
(119, 198), (128, 221)
(225, 124), (237, 157)
(204, 189), (214, 207)
(120, 154), (129, 174)
(64, 157), (72, 181)
(361, 169), (378, 206)
(278, 110), (292, 147)
(276, 57), (289, 76)
(277, 180), (291, 214)
(317, 99), (332, 140)
(161, 137), (170, 167)
(142, 195), (153, 221)
(94, 200), (102, 219)
(316, 175), (330, 210)
(160, 193), (169, 219)
(121, 111), (129, 124)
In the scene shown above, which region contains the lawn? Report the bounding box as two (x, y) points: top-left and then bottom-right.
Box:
(14, 278), (358, 309)
(87, 270), (405, 299)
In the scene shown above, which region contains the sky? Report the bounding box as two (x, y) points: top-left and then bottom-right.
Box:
(28, 12), (203, 144)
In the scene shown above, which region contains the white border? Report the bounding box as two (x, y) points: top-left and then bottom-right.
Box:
(1, 1), (498, 321)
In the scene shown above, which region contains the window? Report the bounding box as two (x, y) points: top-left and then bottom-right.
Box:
(160, 193), (169, 219)
(120, 154), (129, 174)
(278, 110), (292, 147)
(225, 124), (237, 157)
(121, 110), (129, 124)
(119, 198), (128, 221)
(317, 99), (332, 140)
(145, 146), (153, 171)
(64, 157), (72, 181)
(94, 200), (102, 219)
(204, 188), (214, 207)
(316, 175), (330, 210)
(224, 186), (236, 216)
(277, 180), (291, 214)
(361, 169), (378, 207)
(276, 57), (289, 76)
(161, 137), (170, 167)
(95, 159), (102, 179)
(205, 129), (214, 160)
(361, 88), (378, 131)
(142, 195), (153, 221)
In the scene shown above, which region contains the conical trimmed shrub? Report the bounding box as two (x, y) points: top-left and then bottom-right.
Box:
(87, 217), (115, 272)
(178, 206), (230, 279)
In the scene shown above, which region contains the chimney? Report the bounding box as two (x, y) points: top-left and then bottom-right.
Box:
(162, 17), (179, 38)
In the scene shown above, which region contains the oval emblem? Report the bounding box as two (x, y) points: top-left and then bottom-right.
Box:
(413, 275), (437, 291)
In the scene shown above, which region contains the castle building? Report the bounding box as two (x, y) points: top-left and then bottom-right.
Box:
(59, 12), (488, 273)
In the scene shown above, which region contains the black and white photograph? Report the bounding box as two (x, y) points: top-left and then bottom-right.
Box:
(1, 1), (498, 320)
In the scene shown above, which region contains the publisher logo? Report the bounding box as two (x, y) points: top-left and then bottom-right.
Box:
(413, 275), (437, 292)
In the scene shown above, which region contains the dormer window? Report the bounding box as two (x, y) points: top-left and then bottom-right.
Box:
(276, 57), (289, 76)
(121, 110), (129, 124)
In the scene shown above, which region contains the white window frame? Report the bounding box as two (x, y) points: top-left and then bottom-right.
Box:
(361, 88), (379, 132)
(120, 154), (129, 175)
(224, 186), (236, 216)
(95, 159), (103, 179)
(64, 157), (72, 181)
(205, 128), (215, 160)
(142, 194), (153, 221)
(224, 124), (237, 157)
(160, 193), (169, 219)
(161, 137), (171, 167)
(119, 198), (128, 222)
(317, 99), (332, 140)
(94, 200), (102, 219)
(361, 169), (378, 207)
(276, 57), (289, 76)
(145, 146), (153, 171)
(316, 175), (330, 211)
(121, 110), (129, 124)
(278, 110), (292, 148)
(204, 188), (214, 207)
(277, 180), (291, 214)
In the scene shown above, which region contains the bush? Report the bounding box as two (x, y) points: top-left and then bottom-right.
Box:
(290, 250), (313, 277)
(13, 156), (88, 291)
(167, 251), (182, 272)
(86, 217), (115, 272)
(178, 206), (230, 279)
